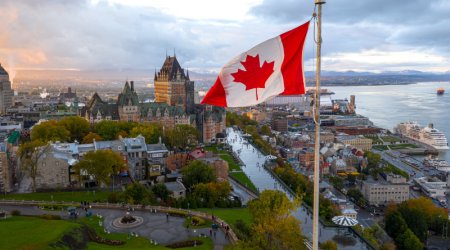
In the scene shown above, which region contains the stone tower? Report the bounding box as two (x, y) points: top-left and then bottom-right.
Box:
(117, 81), (140, 122)
(154, 56), (194, 113)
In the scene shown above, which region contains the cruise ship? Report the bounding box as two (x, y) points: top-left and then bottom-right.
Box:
(395, 122), (449, 150)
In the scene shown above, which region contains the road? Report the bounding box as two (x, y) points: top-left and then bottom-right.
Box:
(227, 128), (370, 249)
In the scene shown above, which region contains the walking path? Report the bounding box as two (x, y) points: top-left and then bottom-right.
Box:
(0, 203), (232, 249)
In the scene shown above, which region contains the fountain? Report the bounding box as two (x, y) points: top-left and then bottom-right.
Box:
(112, 212), (144, 228)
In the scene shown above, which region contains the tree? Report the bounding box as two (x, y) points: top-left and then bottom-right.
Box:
(74, 149), (125, 187)
(260, 124), (272, 136)
(320, 240), (337, 250)
(364, 151), (381, 170)
(59, 116), (91, 142)
(166, 124), (199, 150)
(396, 229), (423, 250)
(181, 160), (216, 189)
(129, 123), (162, 144)
(122, 182), (155, 205)
(82, 132), (102, 144)
(192, 181), (231, 208)
(94, 120), (137, 140)
(385, 210), (408, 240)
(18, 140), (50, 192)
(152, 183), (170, 202)
(31, 120), (70, 143)
(245, 190), (306, 250)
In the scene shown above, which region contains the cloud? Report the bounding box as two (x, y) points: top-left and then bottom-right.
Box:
(0, 0), (449, 75)
(251, 0), (450, 72)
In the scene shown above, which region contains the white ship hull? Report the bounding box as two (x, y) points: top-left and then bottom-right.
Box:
(395, 122), (449, 151)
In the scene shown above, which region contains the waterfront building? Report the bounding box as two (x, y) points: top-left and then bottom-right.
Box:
(336, 135), (373, 151)
(0, 64), (14, 114)
(361, 174), (410, 205)
(414, 177), (449, 198)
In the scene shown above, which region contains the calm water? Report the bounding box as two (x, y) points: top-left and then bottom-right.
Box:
(327, 82), (450, 162)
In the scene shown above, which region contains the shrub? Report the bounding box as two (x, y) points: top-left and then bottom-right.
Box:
(11, 210), (21, 216)
(166, 240), (203, 248)
(167, 210), (188, 217)
(189, 216), (206, 226)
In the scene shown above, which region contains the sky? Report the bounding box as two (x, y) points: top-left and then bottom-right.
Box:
(0, 0), (449, 77)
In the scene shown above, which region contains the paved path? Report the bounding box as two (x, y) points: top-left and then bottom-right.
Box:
(0, 204), (230, 249)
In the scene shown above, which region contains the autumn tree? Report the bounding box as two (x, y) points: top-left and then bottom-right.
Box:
(260, 124), (272, 136)
(192, 181), (231, 207)
(82, 132), (102, 144)
(59, 116), (91, 142)
(166, 124), (199, 150)
(74, 149), (125, 187)
(320, 240), (338, 250)
(181, 160), (216, 189)
(243, 190), (306, 250)
(129, 123), (162, 144)
(18, 140), (50, 192)
(94, 120), (137, 140)
(31, 120), (70, 143)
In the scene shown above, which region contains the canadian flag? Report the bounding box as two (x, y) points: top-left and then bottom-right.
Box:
(201, 21), (310, 107)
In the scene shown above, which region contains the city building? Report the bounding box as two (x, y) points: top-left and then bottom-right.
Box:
(154, 56), (195, 113)
(271, 112), (288, 132)
(0, 64), (14, 114)
(246, 109), (267, 122)
(81, 55), (225, 143)
(336, 135), (373, 151)
(361, 174), (410, 205)
(414, 176), (449, 198)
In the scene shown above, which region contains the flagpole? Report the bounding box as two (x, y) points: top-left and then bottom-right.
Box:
(313, 1), (325, 250)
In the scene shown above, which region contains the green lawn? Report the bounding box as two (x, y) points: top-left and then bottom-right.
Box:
(0, 215), (214, 250)
(2, 190), (112, 203)
(219, 154), (240, 171)
(381, 136), (401, 143)
(229, 172), (258, 194)
(0, 216), (78, 250)
(205, 145), (258, 194)
(389, 144), (418, 149)
(194, 207), (252, 225)
(373, 145), (388, 151)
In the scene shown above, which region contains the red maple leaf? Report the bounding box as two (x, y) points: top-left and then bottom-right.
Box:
(231, 54), (274, 100)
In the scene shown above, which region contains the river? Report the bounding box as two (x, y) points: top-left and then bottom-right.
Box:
(327, 82), (450, 162)
(226, 128), (369, 249)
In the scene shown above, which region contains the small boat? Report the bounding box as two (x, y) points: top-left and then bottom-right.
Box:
(437, 88), (445, 95)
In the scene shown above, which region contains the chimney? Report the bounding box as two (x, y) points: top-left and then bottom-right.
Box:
(130, 81), (134, 91)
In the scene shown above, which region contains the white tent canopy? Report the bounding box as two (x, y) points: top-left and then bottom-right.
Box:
(332, 216), (358, 227)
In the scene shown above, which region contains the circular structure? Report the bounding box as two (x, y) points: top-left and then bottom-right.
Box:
(332, 216), (358, 227)
(112, 212), (144, 228)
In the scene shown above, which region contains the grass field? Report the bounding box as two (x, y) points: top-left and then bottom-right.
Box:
(205, 145), (258, 194)
(229, 172), (258, 194)
(194, 207), (252, 226)
(0, 215), (214, 250)
(2, 190), (112, 203)
(0, 216), (78, 250)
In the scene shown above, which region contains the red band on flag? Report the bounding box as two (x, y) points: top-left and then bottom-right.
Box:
(201, 77), (227, 107)
(280, 21), (310, 95)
